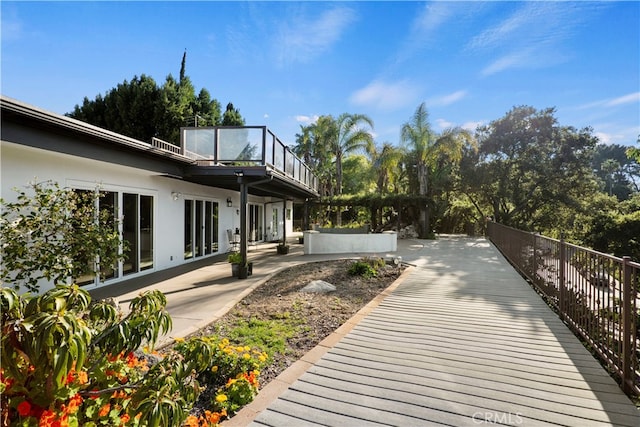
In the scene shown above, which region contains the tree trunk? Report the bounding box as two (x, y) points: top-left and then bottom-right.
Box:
(419, 205), (431, 239)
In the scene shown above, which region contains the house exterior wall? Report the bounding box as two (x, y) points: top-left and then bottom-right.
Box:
(1, 141), (279, 293)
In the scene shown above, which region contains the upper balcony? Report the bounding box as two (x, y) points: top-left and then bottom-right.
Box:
(158, 126), (319, 200)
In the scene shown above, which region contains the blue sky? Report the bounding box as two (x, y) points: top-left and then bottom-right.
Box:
(2, 1), (639, 148)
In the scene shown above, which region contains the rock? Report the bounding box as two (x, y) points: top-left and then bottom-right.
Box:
(301, 280), (336, 293)
(398, 225), (419, 239)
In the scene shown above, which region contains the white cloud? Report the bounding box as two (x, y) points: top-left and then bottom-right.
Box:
(435, 118), (483, 132)
(469, 2), (599, 76)
(462, 121), (484, 132)
(429, 90), (468, 106)
(349, 80), (420, 111)
(295, 115), (319, 124)
(413, 2), (452, 34)
(481, 50), (532, 76)
(591, 123), (640, 146)
(595, 132), (612, 145)
(276, 6), (356, 66)
(435, 118), (454, 130)
(577, 92), (640, 110)
(604, 92), (640, 107)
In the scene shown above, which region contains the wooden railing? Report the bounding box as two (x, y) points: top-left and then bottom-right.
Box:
(487, 221), (639, 396)
(151, 137), (181, 155)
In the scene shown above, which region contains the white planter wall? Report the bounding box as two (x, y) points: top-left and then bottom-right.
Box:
(303, 230), (397, 254)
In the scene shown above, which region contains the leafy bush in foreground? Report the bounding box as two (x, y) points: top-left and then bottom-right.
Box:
(0, 286), (267, 427)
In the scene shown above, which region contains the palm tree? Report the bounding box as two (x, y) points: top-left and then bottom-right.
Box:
(372, 142), (405, 194)
(401, 103), (475, 237)
(293, 125), (314, 167)
(333, 113), (375, 196)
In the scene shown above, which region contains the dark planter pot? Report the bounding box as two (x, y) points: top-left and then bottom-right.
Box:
(236, 262), (253, 279)
(231, 263), (239, 277)
(276, 245), (290, 255)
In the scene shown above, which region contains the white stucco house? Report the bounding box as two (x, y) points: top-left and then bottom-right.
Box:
(1, 96), (319, 292)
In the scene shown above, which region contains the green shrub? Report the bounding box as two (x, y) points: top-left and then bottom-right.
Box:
(348, 257), (386, 278)
(227, 252), (242, 264)
(0, 181), (124, 293)
(348, 261), (378, 278)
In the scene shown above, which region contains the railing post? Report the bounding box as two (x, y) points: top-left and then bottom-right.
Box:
(621, 256), (633, 394)
(532, 232), (538, 286)
(559, 234), (566, 320)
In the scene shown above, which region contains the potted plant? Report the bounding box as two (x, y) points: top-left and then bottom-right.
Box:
(227, 252), (253, 278)
(228, 252), (242, 277)
(276, 241), (289, 255)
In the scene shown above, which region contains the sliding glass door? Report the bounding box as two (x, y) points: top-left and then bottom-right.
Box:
(184, 199), (219, 259)
(76, 190), (154, 285)
(124, 193), (154, 275)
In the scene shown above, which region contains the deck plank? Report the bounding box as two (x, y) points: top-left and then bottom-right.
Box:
(249, 238), (639, 426)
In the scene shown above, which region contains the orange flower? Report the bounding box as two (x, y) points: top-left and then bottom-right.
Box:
(58, 414), (70, 427)
(107, 352), (124, 362)
(205, 410), (225, 424)
(38, 410), (56, 427)
(111, 390), (128, 399)
(76, 370), (88, 385)
(125, 352), (137, 368)
(98, 403), (111, 417)
(120, 413), (131, 425)
(17, 400), (32, 416)
(66, 394), (83, 414)
(183, 415), (199, 427)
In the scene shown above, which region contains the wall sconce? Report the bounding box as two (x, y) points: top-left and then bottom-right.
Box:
(226, 197), (233, 207)
(171, 192), (181, 201)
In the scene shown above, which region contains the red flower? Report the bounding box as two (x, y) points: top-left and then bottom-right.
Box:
(17, 400), (32, 416)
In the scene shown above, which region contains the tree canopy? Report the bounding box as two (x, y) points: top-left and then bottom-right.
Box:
(460, 106), (598, 231)
(67, 52), (239, 145)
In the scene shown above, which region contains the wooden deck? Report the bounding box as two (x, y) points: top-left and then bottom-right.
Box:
(242, 237), (639, 426)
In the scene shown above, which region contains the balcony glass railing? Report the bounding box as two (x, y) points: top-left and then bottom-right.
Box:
(180, 126), (318, 192)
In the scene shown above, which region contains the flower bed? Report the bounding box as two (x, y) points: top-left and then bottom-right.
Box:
(0, 286), (268, 427)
